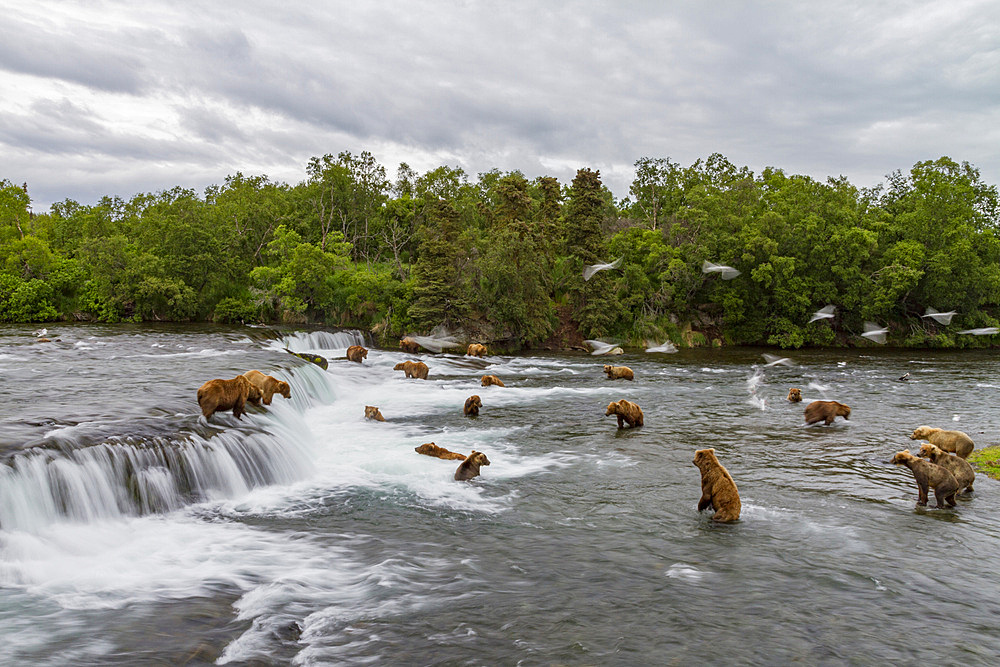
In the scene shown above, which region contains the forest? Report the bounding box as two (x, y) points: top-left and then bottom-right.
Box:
(1, 152), (998, 350)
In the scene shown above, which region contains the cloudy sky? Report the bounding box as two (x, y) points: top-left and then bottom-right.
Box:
(2, 1), (998, 210)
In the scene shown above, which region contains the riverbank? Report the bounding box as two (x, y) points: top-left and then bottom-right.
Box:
(969, 446), (1000, 480)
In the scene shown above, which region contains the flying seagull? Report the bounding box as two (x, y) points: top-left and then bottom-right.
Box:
(701, 260), (741, 280)
(645, 339), (678, 354)
(956, 327), (999, 336)
(33, 328), (48, 337)
(583, 256), (623, 281)
(860, 321), (888, 344)
(762, 353), (796, 367)
(921, 307), (957, 325)
(808, 305), (836, 323)
(583, 339), (624, 355)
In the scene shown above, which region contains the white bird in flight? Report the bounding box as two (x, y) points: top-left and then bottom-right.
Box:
(584, 339), (624, 355)
(762, 353), (796, 367)
(583, 257), (623, 281)
(956, 327), (999, 336)
(921, 307), (957, 325)
(701, 260), (741, 280)
(808, 305), (836, 323)
(860, 321), (888, 344)
(645, 340), (678, 353)
(33, 328), (48, 337)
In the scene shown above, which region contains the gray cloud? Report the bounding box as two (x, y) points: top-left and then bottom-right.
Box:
(2, 0), (998, 210)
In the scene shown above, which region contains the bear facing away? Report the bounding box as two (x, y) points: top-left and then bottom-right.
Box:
(603, 365), (634, 381)
(605, 400), (643, 428)
(455, 451), (490, 480)
(787, 388), (802, 402)
(918, 442), (975, 494)
(804, 400), (850, 425)
(467, 343), (488, 357)
(242, 370), (291, 406)
(197, 376), (262, 419)
(415, 443), (466, 460)
(909, 426), (974, 459)
(364, 405), (385, 421)
(394, 360), (429, 379)
(693, 448), (741, 522)
(346, 345), (368, 363)
(890, 450), (958, 508)
(481, 374), (505, 387)
(464, 395), (482, 416)
(399, 337), (421, 354)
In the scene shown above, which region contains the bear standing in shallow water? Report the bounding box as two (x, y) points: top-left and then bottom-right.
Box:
(605, 400), (643, 428)
(890, 450), (958, 508)
(909, 426), (974, 459)
(455, 451), (490, 480)
(467, 343), (488, 357)
(804, 400), (850, 425)
(364, 406), (385, 421)
(464, 395), (482, 416)
(197, 376), (262, 419)
(346, 345), (368, 363)
(603, 365), (634, 381)
(394, 360), (429, 379)
(399, 337), (421, 354)
(918, 442), (975, 494)
(693, 448), (741, 522)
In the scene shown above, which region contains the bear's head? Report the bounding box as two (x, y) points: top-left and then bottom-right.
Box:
(836, 402), (851, 419)
(787, 388), (802, 402)
(890, 450), (916, 465)
(693, 448), (718, 467)
(603, 364), (612, 373)
(918, 442), (944, 459)
(365, 405), (382, 420)
(275, 379), (291, 399)
(910, 426), (936, 440)
(360, 348), (369, 359)
(605, 401), (620, 416)
(467, 395), (482, 408)
(394, 362), (406, 371)
(468, 451), (490, 467)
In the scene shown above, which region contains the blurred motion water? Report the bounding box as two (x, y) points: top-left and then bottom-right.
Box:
(1, 323), (999, 665)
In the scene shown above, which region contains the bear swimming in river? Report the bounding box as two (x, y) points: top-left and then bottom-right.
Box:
(364, 405), (385, 421)
(454, 451), (490, 480)
(481, 374), (505, 387)
(787, 388), (802, 402)
(415, 443), (466, 460)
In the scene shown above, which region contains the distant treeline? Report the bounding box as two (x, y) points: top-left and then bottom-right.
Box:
(1, 152), (998, 349)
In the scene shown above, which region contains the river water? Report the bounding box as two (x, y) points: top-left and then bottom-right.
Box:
(1, 324), (999, 665)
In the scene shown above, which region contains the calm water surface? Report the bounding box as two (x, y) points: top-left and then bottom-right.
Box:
(1, 324), (999, 665)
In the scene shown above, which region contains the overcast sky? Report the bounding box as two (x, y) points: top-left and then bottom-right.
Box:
(2, 1), (998, 211)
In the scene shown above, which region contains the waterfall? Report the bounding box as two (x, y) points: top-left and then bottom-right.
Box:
(0, 331), (362, 533)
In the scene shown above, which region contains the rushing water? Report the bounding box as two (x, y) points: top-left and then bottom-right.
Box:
(2, 323), (1000, 665)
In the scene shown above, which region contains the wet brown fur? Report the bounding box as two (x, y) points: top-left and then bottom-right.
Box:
(918, 442), (974, 493)
(399, 337), (421, 354)
(804, 400), (850, 425)
(693, 448), (741, 522)
(394, 360), (429, 379)
(197, 376), (263, 419)
(910, 426), (974, 459)
(891, 450), (959, 508)
(346, 345), (368, 363)
(605, 400), (644, 428)
(467, 343), (488, 357)
(787, 387), (802, 402)
(603, 365), (634, 381)
(242, 370), (291, 406)
(415, 442), (466, 461)
(364, 405), (385, 421)
(481, 375), (505, 387)
(464, 395), (482, 416)
(454, 450), (490, 480)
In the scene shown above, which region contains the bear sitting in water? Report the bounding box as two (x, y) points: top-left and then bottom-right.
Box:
(346, 345), (368, 363)
(918, 442), (975, 494)
(415, 442), (466, 460)
(890, 450), (958, 508)
(605, 399), (643, 428)
(197, 376), (263, 419)
(467, 343), (488, 357)
(364, 405), (385, 421)
(241, 370), (291, 406)
(603, 365), (634, 381)
(400, 337), (421, 354)
(464, 395), (482, 416)
(804, 400), (850, 425)
(481, 374), (505, 387)
(909, 426), (974, 459)
(693, 448), (741, 522)
(454, 450), (490, 480)
(394, 360), (429, 379)
(787, 387), (802, 402)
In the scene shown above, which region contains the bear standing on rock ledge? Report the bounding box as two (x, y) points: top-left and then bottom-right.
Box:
(197, 376), (262, 419)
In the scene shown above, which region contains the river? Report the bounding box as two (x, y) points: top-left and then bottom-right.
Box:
(1, 324), (999, 665)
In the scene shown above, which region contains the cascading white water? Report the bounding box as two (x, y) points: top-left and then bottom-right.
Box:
(0, 334), (346, 533)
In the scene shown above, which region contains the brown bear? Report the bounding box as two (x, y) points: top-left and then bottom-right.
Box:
(399, 337), (421, 354)
(804, 400), (850, 425)
(394, 360), (429, 379)
(346, 345), (368, 363)
(464, 395), (482, 416)
(890, 450), (959, 508)
(415, 442), (467, 461)
(481, 374), (505, 387)
(241, 370), (292, 406)
(467, 343), (488, 357)
(364, 405), (385, 421)
(605, 399), (644, 428)
(909, 426), (974, 459)
(918, 442), (975, 494)
(454, 450), (490, 480)
(603, 365), (634, 381)
(787, 387), (802, 402)
(693, 448), (741, 522)
(197, 376), (263, 419)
